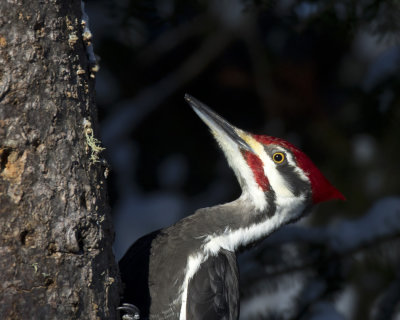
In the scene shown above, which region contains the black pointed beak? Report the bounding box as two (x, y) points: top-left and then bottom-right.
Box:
(184, 94), (254, 153)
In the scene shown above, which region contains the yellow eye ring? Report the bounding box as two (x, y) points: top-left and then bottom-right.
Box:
(272, 152), (285, 164)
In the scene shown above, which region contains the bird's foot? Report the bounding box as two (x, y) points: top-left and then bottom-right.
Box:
(117, 303), (140, 320)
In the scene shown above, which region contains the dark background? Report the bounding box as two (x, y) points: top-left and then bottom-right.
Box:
(85, 1), (400, 319)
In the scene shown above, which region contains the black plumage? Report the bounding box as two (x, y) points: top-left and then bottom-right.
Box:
(120, 202), (256, 319)
(119, 230), (160, 317)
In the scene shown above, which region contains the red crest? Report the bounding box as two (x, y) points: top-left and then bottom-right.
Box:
(253, 135), (345, 204)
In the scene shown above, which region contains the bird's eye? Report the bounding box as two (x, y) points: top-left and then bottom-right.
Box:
(272, 152), (285, 164)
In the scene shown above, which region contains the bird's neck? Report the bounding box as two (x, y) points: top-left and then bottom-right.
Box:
(189, 191), (304, 254)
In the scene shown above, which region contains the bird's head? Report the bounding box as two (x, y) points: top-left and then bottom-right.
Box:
(185, 94), (345, 222)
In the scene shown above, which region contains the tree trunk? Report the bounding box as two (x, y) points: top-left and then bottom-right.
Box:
(0, 1), (120, 319)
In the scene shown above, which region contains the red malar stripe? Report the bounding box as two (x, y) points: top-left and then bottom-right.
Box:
(244, 151), (269, 191)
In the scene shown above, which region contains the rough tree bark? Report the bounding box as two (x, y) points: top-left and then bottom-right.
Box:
(0, 1), (120, 319)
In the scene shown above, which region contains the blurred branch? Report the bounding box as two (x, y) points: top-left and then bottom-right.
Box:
(102, 29), (233, 145)
(241, 13), (277, 115)
(135, 15), (211, 65)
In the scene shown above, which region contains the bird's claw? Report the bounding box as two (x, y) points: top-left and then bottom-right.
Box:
(117, 303), (140, 320)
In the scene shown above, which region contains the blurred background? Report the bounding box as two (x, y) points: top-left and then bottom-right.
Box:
(85, 0), (400, 319)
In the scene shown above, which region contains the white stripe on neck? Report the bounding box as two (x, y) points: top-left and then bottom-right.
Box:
(204, 195), (306, 254)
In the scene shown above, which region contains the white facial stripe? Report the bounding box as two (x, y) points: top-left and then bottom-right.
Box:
(242, 136), (310, 199)
(240, 135), (296, 198)
(279, 147), (309, 182)
(260, 148), (295, 198)
(272, 145), (288, 156)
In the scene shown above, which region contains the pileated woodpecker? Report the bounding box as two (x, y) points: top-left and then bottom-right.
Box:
(118, 94), (345, 320)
